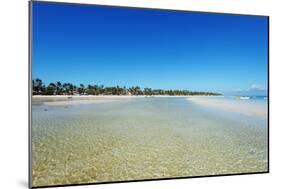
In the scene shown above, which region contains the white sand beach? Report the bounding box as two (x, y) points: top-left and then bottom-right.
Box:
(32, 95), (136, 106)
(32, 95), (220, 106)
(187, 97), (268, 119)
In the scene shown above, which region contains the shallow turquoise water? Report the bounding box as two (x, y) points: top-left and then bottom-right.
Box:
(32, 97), (268, 187)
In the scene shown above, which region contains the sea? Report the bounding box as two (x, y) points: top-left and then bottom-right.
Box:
(31, 96), (268, 187)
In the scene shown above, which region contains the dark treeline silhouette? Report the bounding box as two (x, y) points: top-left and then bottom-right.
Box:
(32, 78), (222, 96)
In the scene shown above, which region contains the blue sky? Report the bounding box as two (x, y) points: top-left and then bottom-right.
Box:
(32, 2), (268, 95)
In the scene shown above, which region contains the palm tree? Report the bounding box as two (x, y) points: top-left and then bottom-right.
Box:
(144, 88), (153, 96)
(62, 83), (68, 94)
(121, 86), (127, 95)
(32, 78), (45, 95)
(78, 84), (85, 95)
(55, 82), (63, 95)
(45, 83), (56, 95)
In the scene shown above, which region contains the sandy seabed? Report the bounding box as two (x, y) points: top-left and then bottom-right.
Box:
(31, 96), (268, 187)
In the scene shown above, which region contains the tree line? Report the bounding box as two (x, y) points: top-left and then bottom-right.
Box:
(32, 78), (221, 96)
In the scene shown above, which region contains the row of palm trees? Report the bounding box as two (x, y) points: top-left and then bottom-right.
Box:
(32, 78), (221, 96)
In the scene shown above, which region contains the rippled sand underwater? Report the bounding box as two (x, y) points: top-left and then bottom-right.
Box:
(32, 97), (268, 187)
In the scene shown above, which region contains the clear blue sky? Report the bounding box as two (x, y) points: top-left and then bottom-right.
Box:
(32, 2), (268, 95)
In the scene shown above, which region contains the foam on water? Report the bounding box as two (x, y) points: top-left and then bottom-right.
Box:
(32, 97), (268, 187)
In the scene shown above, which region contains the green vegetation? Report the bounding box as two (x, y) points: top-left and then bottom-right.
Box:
(32, 78), (222, 96)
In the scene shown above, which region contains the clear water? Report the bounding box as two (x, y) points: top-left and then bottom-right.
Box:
(32, 97), (268, 187)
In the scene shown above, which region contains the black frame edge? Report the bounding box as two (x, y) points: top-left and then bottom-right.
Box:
(267, 16), (270, 174)
(31, 0), (269, 18)
(28, 1), (33, 189)
(32, 171), (269, 189)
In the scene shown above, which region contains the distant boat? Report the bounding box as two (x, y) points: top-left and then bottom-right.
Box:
(239, 96), (250, 100)
(145, 95), (154, 98)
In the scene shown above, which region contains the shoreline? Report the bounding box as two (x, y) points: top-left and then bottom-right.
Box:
(32, 95), (223, 106)
(32, 94), (223, 99)
(32, 95), (268, 120)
